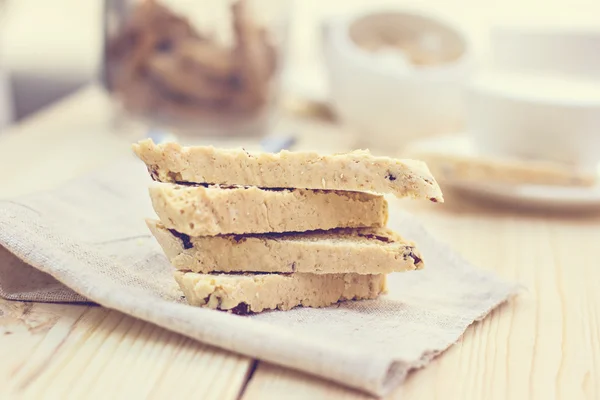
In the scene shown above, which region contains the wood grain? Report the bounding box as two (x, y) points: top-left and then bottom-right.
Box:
(1, 301), (254, 399)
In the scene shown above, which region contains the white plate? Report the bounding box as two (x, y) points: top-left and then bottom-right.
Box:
(405, 135), (600, 210)
(448, 179), (600, 210)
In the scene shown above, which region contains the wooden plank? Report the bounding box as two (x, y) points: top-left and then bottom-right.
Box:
(242, 362), (373, 400)
(0, 86), (138, 198)
(0, 302), (254, 399)
(0, 300), (84, 390)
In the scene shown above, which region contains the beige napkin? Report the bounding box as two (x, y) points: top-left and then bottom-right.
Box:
(0, 157), (518, 397)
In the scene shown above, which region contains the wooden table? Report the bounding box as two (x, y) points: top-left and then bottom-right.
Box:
(1, 86), (599, 399)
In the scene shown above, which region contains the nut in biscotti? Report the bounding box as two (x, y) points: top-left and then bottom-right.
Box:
(149, 182), (389, 236)
(132, 139), (444, 202)
(147, 219), (424, 275)
(174, 270), (387, 314)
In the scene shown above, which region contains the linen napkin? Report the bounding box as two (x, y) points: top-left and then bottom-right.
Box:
(0, 157), (518, 397)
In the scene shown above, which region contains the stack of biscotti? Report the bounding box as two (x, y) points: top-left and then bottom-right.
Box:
(133, 139), (443, 314)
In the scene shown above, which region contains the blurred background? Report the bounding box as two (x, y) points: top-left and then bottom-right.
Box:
(0, 0), (596, 121)
(1, 0), (599, 209)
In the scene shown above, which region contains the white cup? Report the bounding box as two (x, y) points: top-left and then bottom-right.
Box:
(491, 23), (600, 79)
(321, 8), (472, 151)
(466, 71), (600, 171)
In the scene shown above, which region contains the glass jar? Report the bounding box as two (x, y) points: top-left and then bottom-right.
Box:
(103, 0), (289, 137)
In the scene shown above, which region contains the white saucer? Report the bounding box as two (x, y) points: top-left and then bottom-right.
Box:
(404, 135), (600, 210)
(449, 179), (600, 210)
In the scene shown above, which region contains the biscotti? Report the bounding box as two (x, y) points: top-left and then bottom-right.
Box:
(134, 140), (441, 314)
(408, 150), (597, 187)
(404, 136), (597, 187)
(149, 182), (388, 235)
(132, 139), (444, 201)
(147, 219), (424, 274)
(174, 270), (387, 314)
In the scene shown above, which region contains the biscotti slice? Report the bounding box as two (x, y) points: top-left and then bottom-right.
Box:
(404, 136), (597, 187)
(149, 182), (388, 236)
(147, 219), (424, 274)
(132, 139), (443, 201)
(174, 270), (387, 314)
